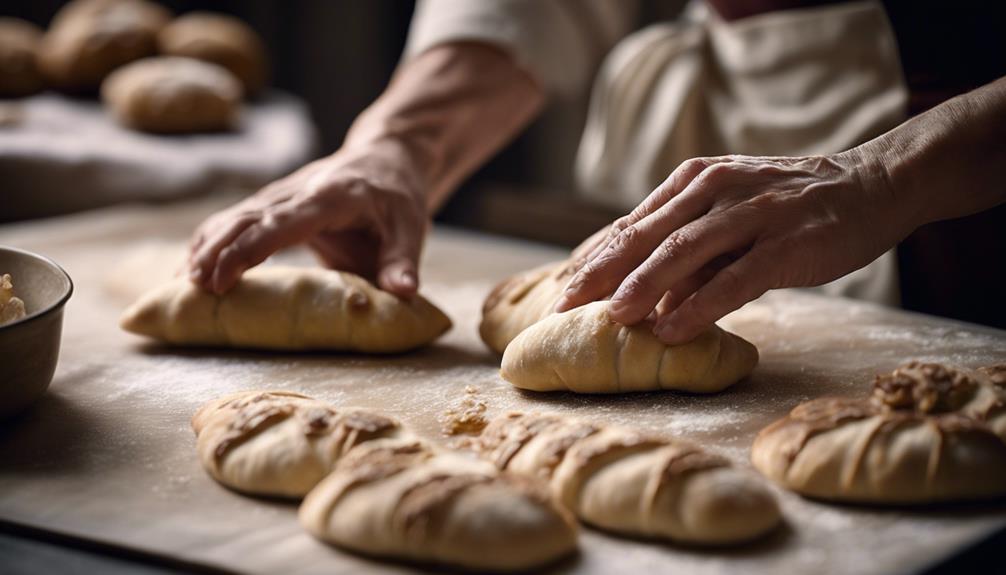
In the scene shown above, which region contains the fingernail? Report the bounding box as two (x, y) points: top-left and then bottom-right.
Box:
(553, 294), (570, 313)
(654, 317), (676, 341)
(399, 270), (416, 290)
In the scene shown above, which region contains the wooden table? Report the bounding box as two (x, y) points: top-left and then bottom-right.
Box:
(1, 195), (1004, 574)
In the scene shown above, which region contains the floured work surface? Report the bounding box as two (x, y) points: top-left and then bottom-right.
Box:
(0, 195), (1004, 574)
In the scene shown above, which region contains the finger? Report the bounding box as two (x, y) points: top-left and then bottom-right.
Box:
(556, 162), (741, 313)
(309, 233), (377, 279)
(374, 206), (424, 297)
(576, 157), (727, 268)
(188, 213), (259, 288)
(653, 264), (721, 320)
(210, 204), (326, 294)
(652, 248), (773, 345)
(607, 211), (757, 325)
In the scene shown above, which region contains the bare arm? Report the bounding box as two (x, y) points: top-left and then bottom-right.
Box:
(558, 76), (1006, 343)
(189, 42), (544, 295)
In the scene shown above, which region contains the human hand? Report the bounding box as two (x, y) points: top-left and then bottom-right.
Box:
(556, 151), (911, 344)
(188, 140), (428, 296)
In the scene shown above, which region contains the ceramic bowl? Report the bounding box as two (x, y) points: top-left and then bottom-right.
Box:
(0, 246), (73, 419)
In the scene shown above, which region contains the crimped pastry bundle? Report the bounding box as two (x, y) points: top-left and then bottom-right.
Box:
(477, 412), (781, 544)
(501, 300), (758, 393)
(752, 362), (1006, 503)
(120, 266), (452, 353)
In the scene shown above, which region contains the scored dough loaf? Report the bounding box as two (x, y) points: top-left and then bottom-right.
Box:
(158, 12), (268, 95)
(501, 300), (758, 393)
(0, 18), (45, 97)
(192, 390), (404, 497)
(479, 260), (573, 355)
(39, 0), (171, 91)
(120, 266), (452, 353)
(101, 56), (242, 133)
(752, 362), (1006, 503)
(476, 412), (780, 544)
(299, 436), (578, 571)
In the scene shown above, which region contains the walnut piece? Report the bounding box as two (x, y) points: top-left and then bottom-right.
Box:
(0, 274), (27, 326)
(872, 361), (978, 413)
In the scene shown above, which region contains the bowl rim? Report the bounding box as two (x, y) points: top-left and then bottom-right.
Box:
(0, 245), (74, 331)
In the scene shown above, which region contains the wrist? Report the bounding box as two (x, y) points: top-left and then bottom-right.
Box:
(839, 142), (925, 238)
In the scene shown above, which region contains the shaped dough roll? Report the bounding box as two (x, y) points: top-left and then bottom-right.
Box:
(120, 266), (452, 353)
(477, 412), (780, 545)
(501, 300), (757, 393)
(193, 390), (405, 497)
(300, 437), (578, 572)
(752, 362), (1006, 503)
(479, 260), (573, 355)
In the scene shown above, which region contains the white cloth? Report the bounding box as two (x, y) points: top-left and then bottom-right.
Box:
(405, 0), (637, 97)
(0, 91), (317, 222)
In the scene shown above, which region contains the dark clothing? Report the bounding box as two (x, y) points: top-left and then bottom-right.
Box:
(707, 0), (1006, 328)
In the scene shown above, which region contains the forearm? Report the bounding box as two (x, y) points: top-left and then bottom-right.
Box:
(343, 42), (545, 211)
(852, 76), (1006, 229)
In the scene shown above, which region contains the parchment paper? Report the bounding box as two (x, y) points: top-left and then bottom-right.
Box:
(0, 195), (1004, 575)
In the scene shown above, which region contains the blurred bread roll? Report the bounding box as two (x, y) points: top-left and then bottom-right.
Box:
(158, 12), (268, 95)
(0, 18), (44, 97)
(101, 56), (242, 133)
(39, 0), (172, 91)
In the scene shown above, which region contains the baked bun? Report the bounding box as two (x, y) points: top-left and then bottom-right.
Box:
(101, 56), (242, 133)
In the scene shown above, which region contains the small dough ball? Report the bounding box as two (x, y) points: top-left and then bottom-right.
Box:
(102, 56), (242, 133)
(0, 18), (45, 97)
(158, 12), (268, 95)
(39, 0), (172, 92)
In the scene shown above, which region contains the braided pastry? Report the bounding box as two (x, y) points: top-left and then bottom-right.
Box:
(476, 412), (781, 544)
(192, 390), (403, 497)
(299, 436), (578, 571)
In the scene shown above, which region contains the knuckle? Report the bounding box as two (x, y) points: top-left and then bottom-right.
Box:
(699, 162), (736, 186)
(609, 225), (643, 255)
(655, 232), (695, 263)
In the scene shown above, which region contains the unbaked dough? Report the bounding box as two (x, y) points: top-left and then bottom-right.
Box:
(501, 300), (758, 393)
(192, 390), (404, 497)
(120, 266), (452, 353)
(477, 412), (781, 544)
(158, 12), (268, 95)
(101, 56), (242, 133)
(479, 259), (572, 355)
(752, 362), (1006, 503)
(0, 18), (44, 97)
(0, 274), (27, 326)
(299, 436), (578, 571)
(39, 0), (171, 91)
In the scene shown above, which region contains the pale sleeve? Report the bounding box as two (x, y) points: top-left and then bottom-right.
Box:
(403, 0), (637, 97)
